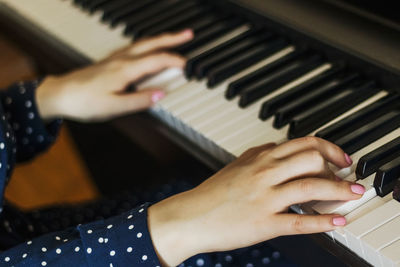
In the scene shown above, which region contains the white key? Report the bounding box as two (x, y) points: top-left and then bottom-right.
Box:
(345, 194), (393, 223)
(160, 80), (207, 109)
(220, 64), (332, 151)
(209, 64), (332, 148)
(344, 199), (400, 257)
(312, 173), (376, 216)
(176, 48), (296, 123)
(332, 194), (392, 247)
(185, 47), (295, 129)
(137, 68), (185, 92)
(234, 89), (388, 158)
(381, 239), (400, 267)
(362, 215), (400, 267)
(2, 0), (130, 61)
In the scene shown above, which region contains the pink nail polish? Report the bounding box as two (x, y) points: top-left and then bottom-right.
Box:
(333, 217), (346, 226)
(182, 29), (193, 37)
(345, 153), (353, 165)
(351, 184), (365, 195)
(151, 91), (165, 103)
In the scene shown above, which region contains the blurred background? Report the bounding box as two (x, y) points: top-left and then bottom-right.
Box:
(0, 31), (99, 209)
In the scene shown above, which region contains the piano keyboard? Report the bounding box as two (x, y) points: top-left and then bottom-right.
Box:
(1, 0), (400, 266)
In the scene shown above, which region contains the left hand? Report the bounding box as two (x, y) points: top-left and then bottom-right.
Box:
(36, 29), (193, 122)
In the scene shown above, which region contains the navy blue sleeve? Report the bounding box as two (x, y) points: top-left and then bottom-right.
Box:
(0, 80), (62, 163)
(0, 81), (163, 266)
(0, 204), (162, 267)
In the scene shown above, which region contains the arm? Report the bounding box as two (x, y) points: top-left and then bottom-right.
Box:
(0, 80), (62, 162)
(0, 204), (161, 266)
(0, 137), (363, 267)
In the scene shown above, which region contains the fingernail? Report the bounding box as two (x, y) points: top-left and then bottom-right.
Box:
(345, 153), (353, 165)
(333, 216), (346, 226)
(335, 176), (342, 182)
(182, 29), (193, 37)
(151, 91), (165, 103)
(351, 184), (365, 195)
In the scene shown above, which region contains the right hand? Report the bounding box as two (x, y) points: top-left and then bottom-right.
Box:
(148, 137), (364, 266)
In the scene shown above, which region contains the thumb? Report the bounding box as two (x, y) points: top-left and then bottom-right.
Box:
(109, 89), (165, 116)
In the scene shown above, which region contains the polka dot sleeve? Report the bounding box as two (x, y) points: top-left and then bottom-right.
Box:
(0, 203), (162, 266)
(0, 80), (62, 162)
(78, 203), (161, 267)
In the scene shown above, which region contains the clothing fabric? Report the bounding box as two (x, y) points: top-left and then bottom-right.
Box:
(0, 81), (297, 267)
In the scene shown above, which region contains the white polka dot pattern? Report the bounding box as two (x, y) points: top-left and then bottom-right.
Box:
(0, 81), (289, 267)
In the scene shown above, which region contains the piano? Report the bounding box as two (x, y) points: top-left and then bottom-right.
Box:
(0, 0), (399, 266)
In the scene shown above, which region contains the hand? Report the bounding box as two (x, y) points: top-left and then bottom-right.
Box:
(36, 29), (194, 122)
(148, 137), (364, 266)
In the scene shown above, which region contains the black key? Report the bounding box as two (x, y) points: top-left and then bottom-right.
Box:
(393, 179), (400, 202)
(185, 28), (259, 78)
(100, 0), (132, 21)
(179, 13), (228, 35)
(73, 0), (87, 7)
(130, 1), (200, 37)
(86, 0), (110, 13)
(122, 0), (188, 35)
(106, 0), (158, 26)
(226, 49), (307, 99)
(143, 6), (212, 37)
(194, 33), (273, 79)
(175, 18), (245, 55)
(335, 110), (400, 155)
(273, 72), (358, 128)
(239, 54), (324, 107)
(374, 156), (400, 197)
(207, 39), (288, 88)
(316, 93), (400, 142)
(288, 80), (378, 139)
(357, 136), (400, 179)
(259, 64), (345, 120)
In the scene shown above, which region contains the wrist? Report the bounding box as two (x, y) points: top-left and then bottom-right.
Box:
(35, 76), (64, 120)
(147, 190), (206, 266)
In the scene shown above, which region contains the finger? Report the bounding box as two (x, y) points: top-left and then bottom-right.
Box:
(271, 137), (351, 169)
(115, 52), (186, 84)
(275, 214), (347, 236)
(275, 178), (365, 208)
(123, 29), (194, 57)
(269, 150), (337, 184)
(109, 89), (165, 115)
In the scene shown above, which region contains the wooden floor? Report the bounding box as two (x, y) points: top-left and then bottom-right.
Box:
(0, 32), (99, 210)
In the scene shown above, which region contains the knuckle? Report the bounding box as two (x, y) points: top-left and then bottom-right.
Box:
(308, 150), (325, 166)
(243, 147), (258, 155)
(291, 215), (305, 233)
(298, 179), (315, 195)
(339, 181), (353, 194)
(301, 136), (320, 147)
(107, 59), (130, 73)
(150, 52), (176, 64)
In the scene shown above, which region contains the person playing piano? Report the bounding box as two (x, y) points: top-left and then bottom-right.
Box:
(0, 30), (365, 267)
